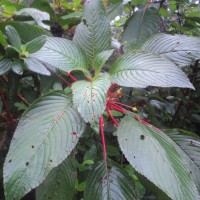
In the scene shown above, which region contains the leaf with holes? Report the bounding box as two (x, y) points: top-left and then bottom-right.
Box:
(0, 59), (12, 76)
(117, 115), (200, 200)
(142, 33), (200, 67)
(72, 73), (111, 123)
(15, 8), (50, 30)
(30, 37), (90, 76)
(3, 91), (86, 200)
(36, 157), (77, 200)
(84, 160), (139, 200)
(73, 0), (111, 66)
(110, 52), (194, 89)
(122, 8), (160, 48)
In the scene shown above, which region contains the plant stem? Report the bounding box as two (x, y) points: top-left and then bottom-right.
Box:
(106, 108), (119, 127)
(66, 72), (78, 82)
(0, 86), (12, 122)
(99, 116), (107, 160)
(0, 113), (8, 121)
(52, 73), (71, 86)
(107, 102), (125, 113)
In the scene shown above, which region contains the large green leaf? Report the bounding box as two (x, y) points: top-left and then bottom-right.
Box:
(36, 157), (77, 200)
(73, 0), (111, 65)
(15, 8), (50, 30)
(0, 59), (12, 76)
(5, 25), (21, 51)
(142, 34), (200, 67)
(117, 115), (200, 200)
(110, 52), (194, 89)
(84, 160), (139, 200)
(0, 21), (51, 43)
(122, 8), (160, 48)
(72, 73), (111, 123)
(166, 129), (200, 169)
(3, 91), (86, 200)
(166, 129), (200, 188)
(30, 37), (89, 75)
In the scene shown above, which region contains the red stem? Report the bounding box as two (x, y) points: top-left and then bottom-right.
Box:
(106, 108), (119, 127)
(0, 87), (12, 122)
(113, 102), (133, 109)
(107, 102), (125, 113)
(109, 83), (117, 92)
(16, 92), (29, 107)
(66, 72), (78, 82)
(53, 73), (71, 86)
(99, 116), (107, 160)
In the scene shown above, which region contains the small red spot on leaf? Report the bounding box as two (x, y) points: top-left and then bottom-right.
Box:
(72, 132), (77, 136)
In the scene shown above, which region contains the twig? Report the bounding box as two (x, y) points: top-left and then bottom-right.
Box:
(0, 86), (12, 122)
(0, 130), (7, 151)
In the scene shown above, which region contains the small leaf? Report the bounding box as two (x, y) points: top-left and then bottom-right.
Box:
(117, 115), (200, 200)
(107, 2), (124, 21)
(61, 11), (82, 20)
(110, 52), (194, 89)
(15, 8), (50, 30)
(30, 37), (89, 75)
(11, 60), (23, 75)
(122, 8), (160, 48)
(4, 91), (86, 200)
(0, 21), (51, 43)
(5, 25), (21, 51)
(73, 0), (111, 65)
(36, 157), (77, 200)
(94, 49), (114, 73)
(84, 160), (139, 200)
(25, 35), (47, 54)
(0, 30), (8, 47)
(24, 58), (51, 76)
(72, 73), (111, 123)
(0, 59), (12, 75)
(142, 33), (200, 67)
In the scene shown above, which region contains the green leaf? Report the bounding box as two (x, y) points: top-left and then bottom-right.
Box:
(0, 22), (51, 43)
(61, 11), (82, 20)
(30, 37), (89, 75)
(36, 157), (77, 200)
(122, 8), (160, 48)
(0, 30), (8, 47)
(110, 52), (194, 89)
(73, 0), (111, 65)
(107, 2), (124, 21)
(142, 33), (200, 67)
(24, 58), (51, 76)
(11, 60), (23, 75)
(0, 59), (12, 75)
(117, 115), (200, 200)
(84, 160), (139, 200)
(4, 91), (86, 200)
(166, 129), (200, 188)
(72, 73), (111, 123)
(15, 8), (50, 30)
(5, 25), (21, 51)
(94, 49), (114, 74)
(25, 35), (47, 54)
